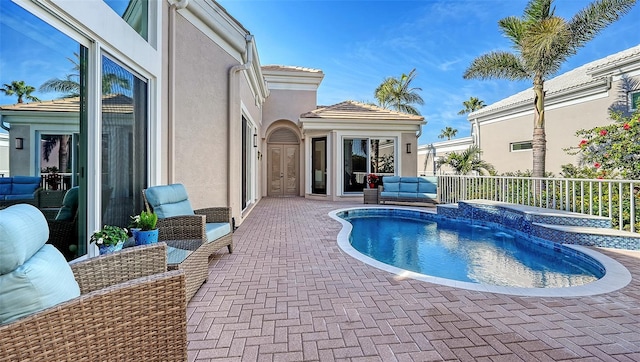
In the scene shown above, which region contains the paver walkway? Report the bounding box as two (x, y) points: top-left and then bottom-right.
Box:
(186, 197), (640, 361)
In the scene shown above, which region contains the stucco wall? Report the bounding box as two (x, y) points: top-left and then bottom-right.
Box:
(171, 13), (233, 209)
(478, 75), (638, 175)
(262, 89), (317, 131)
(400, 132), (418, 176)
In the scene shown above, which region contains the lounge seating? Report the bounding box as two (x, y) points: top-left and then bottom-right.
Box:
(379, 176), (438, 204)
(0, 204), (187, 361)
(0, 176), (41, 207)
(144, 183), (233, 260)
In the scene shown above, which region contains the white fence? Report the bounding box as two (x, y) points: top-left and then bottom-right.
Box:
(438, 175), (639, 233)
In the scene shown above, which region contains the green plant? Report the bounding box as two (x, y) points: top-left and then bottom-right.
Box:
(130, 210), (158, 231)
(91, 225), (128, 246)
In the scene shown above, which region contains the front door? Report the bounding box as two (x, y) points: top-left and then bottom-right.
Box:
(268, 144), (299, 196)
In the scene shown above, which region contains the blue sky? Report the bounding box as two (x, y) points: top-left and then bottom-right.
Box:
(218, 0), (640, 145)
(1, 0), (639, 144)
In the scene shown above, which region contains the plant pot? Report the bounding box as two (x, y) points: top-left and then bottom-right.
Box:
(369, 183), (376, 189)
(98, 240), (125, 255)
(135, 229), (159, 246)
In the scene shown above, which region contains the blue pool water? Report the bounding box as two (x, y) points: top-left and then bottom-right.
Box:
(339, 211), (604, 288)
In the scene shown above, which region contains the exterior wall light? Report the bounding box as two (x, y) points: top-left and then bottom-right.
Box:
(253, 133), (258, 148)
(15, 137), (24, 150)
(406, 143), (411, 154)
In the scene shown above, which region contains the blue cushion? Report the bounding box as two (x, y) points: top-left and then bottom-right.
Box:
(4, 194), (35, 201)
(145, 184), (194, 218)
(205, 222), (231, 242)
(418, 181), (436, 194)
(0, 178), (10, 195)
(398, 192), (418, 199)
(418, 193), (437, 200)
(0, 204), (49, 275)
(55, 186), (79, 221)
(10, 176), (41, 195)
(380, 191), (398, 198)
(0, 245), (80, 324)
(383, 176), (400, 192)
(399, 181), (418, 193)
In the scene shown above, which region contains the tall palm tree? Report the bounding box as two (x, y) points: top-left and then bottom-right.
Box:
(374, 68), (424, 115)
(0, 80), (40, 103)
(457, 96), (486, 115)
(438, 127), (458, 140)
(463, 0), (636, 178)
(437, 146), (495, 175)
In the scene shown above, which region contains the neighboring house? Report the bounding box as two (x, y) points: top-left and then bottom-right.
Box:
(2, 0), (422, 260)
(417, 136), (473, 176)
(468, 44), (640, 175)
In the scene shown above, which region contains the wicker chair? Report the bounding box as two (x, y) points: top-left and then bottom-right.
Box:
(143, 184), (233, 260)
(0, 243), (187, 362)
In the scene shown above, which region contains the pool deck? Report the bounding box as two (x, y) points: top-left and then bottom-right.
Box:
(187, 197), (640, 361)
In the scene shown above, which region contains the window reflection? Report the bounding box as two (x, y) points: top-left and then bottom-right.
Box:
(103, 0), (149, 41)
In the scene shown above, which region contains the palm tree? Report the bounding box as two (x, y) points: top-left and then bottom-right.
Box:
(463, 0), (635, 179)
(0, 80), (40, 103)
(457, 96), (486, 115)
(437, 145), (495, 175)
(374, 68), (424, 115)
(438, 127), (458, 140)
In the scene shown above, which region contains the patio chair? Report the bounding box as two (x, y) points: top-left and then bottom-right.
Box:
(143, 183), (233, 260)
(47, 186), (79, 260)
(0, 204), (187, 361)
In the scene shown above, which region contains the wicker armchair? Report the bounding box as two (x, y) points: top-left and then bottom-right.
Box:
(0, 243), (187, 362)
(143, 184), (233, 260)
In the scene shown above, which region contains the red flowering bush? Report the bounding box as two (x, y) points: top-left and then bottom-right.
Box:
(566, 108), (640, 179)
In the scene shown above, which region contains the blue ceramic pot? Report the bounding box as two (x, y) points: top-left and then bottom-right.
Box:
(135, 229), (159, 245)
(98, 240), (125, 255)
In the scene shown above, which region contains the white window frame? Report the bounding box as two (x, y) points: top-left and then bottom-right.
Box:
(339, 134), (399, 195)
(510, 141), (533, 152)
(629, 90), (640, 111)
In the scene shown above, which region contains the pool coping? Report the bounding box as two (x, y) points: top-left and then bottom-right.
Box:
(329, 206), (632, 297)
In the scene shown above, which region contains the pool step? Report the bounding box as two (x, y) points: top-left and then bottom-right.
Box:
(532, 223), (640, 250)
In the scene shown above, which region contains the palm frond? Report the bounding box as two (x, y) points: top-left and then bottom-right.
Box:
(523, 0), (554, 22)
(568, 0), (636, 49)
(464, 52), (530, 80)
(498, 16), (526, 47)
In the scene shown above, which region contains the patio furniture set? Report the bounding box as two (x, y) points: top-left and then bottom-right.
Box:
(0, 183), (233, 361)
(365, 176), (439, 204)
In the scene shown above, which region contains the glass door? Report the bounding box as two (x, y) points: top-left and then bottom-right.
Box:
(311, 137), (326, 194)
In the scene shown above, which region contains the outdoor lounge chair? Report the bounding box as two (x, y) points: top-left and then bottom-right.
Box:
(0, 204), (187, 361)
(143, 183), (233, 260)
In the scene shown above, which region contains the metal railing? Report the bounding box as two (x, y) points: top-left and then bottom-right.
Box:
(438, 175), (639, 233)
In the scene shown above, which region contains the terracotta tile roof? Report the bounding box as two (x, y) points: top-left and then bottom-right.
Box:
(301, 100), (424, 121)
(0, 94), (133, 113)
(471, 44), (640, 118)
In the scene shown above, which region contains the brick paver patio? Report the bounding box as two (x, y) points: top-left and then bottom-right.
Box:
(187, 197), (640, 361)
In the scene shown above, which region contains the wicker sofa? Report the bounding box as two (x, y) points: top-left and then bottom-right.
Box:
(0, 242), (187, 361)
(379, 176), (439, 204)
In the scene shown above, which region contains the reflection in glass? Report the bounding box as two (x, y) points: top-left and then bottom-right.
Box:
(344, 139), (367, 192)
(370, 138), (395, 177)
(101, 56), (147, 228)
(312, 138), (326, 194)
(103, 0), (148, 41)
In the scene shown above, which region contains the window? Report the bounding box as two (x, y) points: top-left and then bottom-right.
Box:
(312, 138), (326, 194)
(630, 91), (640, 111)
(343, 138), (395, 193)
(40, 134), (75, 190)
(510, 141), (533, 152)
(101, 55), (148, 228)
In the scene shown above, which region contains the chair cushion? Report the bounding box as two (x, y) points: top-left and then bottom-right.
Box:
(4, 194), (35, 201)
(145, 184), (195, 218)
(418, 180), (437, 194)
(0, 245), (80, 324)
(205, 222), (231, 242)
(383, 176), (400, 192)
(0, 204), (49, 275)
(380, 191), (398, 198)
(11, 176), (41, 195)
(398, 192), (419, 199)
(399, 180), (418, 193)
(55, 186), (79, 221)
(0, 178), (10, 195)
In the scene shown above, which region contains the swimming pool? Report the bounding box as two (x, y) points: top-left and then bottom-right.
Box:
(330, 207), (631, 297)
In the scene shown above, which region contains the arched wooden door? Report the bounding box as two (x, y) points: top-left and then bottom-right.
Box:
(267, 128), (299, 197)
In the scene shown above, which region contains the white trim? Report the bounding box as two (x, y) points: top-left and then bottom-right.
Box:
(510, 140), (533, 153)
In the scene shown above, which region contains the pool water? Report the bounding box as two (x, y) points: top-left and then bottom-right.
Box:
(344, 214), (603, 288)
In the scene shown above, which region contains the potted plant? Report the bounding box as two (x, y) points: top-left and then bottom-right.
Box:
(366, 174), (379, 189)
(91, 225), (128, 255)
(132, 209), (159, 245)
